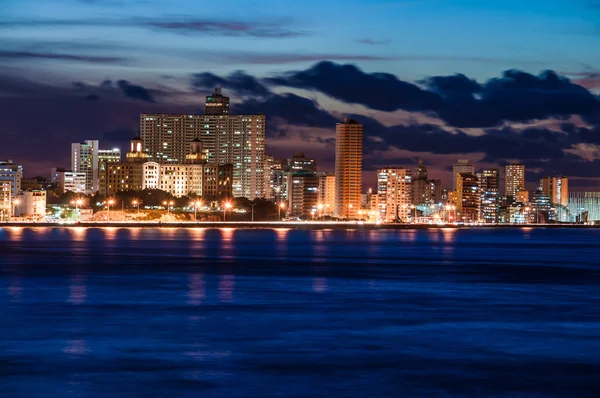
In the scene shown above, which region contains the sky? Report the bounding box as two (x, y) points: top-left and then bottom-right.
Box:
(2, 0), (600, 191)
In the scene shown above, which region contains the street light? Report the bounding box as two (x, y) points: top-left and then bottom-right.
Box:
(107, 198), (115, 221)
(13, 198), (20, 218)
(163, 200), (174, 216)
(132, 199), (140, 213)
(192, 200), (202, 222)
(278, 202), (285, 220)
(250, 201), (257, 222)
(223, 201), (232, 221)
(317, 203), (323, 219)
(71, 198), (83, 221)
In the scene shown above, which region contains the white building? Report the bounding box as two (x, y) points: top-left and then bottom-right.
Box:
(158, 164), (204, 197)
(15, 190), (46, 218)
(377, 168), (412, 222)
(98, 148), (121, 164)
(0, 160), (23, 197)
(0, 181), (11, 221)
(51, 168), (87, 193)
(71, 140), (99, 194)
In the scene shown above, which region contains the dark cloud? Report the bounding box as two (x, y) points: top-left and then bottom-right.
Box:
(221, 53), (396, 65)
(117, 80), (156, 103)
(148, 20), (308, 38)
(0, 50), (126, 64)
(422, 74), (482, 98)
(85, 94), (99, 101)
(192, 71), (271, 97)
(266, 61), (443, 112)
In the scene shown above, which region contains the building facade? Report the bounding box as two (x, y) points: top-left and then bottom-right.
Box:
(205, 87), (230, 115)
(71, 140), (99, 194)
(541, 176), (569, 206)
(568, 192), (600, 223)
(318, 174), (336, 216)
(0, 160), (23, 197)
(477, 169), (499, 223)
(457, 173), (480, 222)
(411, 160), (442, 205)
(0, 181), (11, 221)
(335, 118), (362, 219)
(376, 168), (412, 223)
(98, 148), (121, 164)
(505, 162), (525, 198)
(452, 159), (475, 191)
(51, 168), (87, 193)
(15, 190), (46, 218)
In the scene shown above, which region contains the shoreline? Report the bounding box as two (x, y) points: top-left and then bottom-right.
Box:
(0, 221), (596, 230)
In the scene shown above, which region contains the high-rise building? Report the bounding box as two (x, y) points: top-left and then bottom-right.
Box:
(540, 176), (569, 206)
(456, 173), (480, 222)
(335, 118), (362, 219)
(477, 169), (499, 223)
(0, 181), (11, 221)
(411, 160), (442, 205)
(0, 160), (23, 197)
(505, 162), (525, 198)
(376, 168), (412, 222)
(51, 168), (87, 193)
(205, 87), (230, 115)
(285, 153), (318, 218)
(263, 155), (276, 200)
(318, 173), (336, 216)
(531, 189), (551, 223)
(71, 140), (99, 194)
(140, 109), (265, 198)
(452, 159), (475, 190)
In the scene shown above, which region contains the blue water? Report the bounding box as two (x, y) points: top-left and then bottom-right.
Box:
(1, 227), (600, 397)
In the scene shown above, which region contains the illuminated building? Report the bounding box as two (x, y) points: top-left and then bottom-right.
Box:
(531, 189), (551, 223)
(335, 118), (362, 219)
(477, 169), (499, 223)
(140, 89), (265, 199)
(285, 153), (318, 218)
(516, 189), (529, 204)
(98, 148), (121, 164)
(202, 164), (233, 197)
(0, 181), (11, 221)
(541, 176), (568, 206)
(263, 155), (276, 200)
(205, 87), (230, 115)
(569, 192), (600, 222)
(452, 159), (475, 190)
(0, 160), (23, 197)
(456, 173), (479, 222)
(99, 137), (148, 196)
(505, 162), (525, 198)
(411, 160), (442, 205)
(71, 140), (99, 194)
(51, 168), (87, 193)
(376, 167), (412, 223)
(14, 190), (46, 218)
(318, 173), (336, 216)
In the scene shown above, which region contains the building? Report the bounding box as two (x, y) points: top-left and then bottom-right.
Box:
(318, 174), (336, 216)
(157, 164), (204, 197)
(98, 148), (121, 164)
(531, 189), (552, 223)
(71, 140), (99, 193)
(51, 168), (87, 193)
(284, 153), (318, 218)
(264, 155), (276, 200)
(202, 164), (233, 197)
(0, 160), (23, 197)
(140, 90), (265, 199)
(541, 176), (569, 206)
(99, 137), (147, 196)
(14, 190), (46, 218)
(477, 169), (500, 223)
(516, 189), (529, 204)
(205, 87), (230, 115)
(335, 118), (362, 219)
(411, 160), (442, 205)
(505, 162), (525, 198)
(376, 168), (412, 223)
(569, 192), (600, 222)
(456, 173), (480, 222)
(452, 159), (475, 190)
(0, 181), (11, 221)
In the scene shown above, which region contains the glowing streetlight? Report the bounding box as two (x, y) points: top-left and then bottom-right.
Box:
(163, 200), (174, 216)
(12, 198), (20, 218)
(107, 198), (115, 221)
(71, 198), (83, 220)
(223, 201), (232, 221)
(278, 202), (285, 220)
(192, 200), (202, 222)
(132, 199), (140, 213)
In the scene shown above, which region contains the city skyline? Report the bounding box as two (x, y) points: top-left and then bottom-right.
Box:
(2, 0), (600, 192)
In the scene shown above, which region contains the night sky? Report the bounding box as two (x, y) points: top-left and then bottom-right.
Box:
(2, 0), (600, 190)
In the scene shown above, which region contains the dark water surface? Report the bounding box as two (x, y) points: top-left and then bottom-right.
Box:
(1, 227), (600, 397)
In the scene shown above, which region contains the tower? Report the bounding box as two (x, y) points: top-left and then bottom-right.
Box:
(335, 118), (363, 219)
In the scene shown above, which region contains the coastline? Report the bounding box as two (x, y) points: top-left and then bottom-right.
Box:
(0, 221), (596, 229)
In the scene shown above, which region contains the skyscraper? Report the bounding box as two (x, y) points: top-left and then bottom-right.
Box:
(540, 176), (569, 206)
(0, 160), (23, 197)
(285, 153), (318, 218)
(505, 162), (525, 198)
(335, 118), (362, 219)
(411, 160), (442, 205)
(376, 167), (412, 222)
(205, 87), (230, 115)
(457, 173), (480, 222)
(71, 140), (99, 194)
(477, 169), (500, 223)
(452, 159), (475, 190)
(318, 173), (336, 216)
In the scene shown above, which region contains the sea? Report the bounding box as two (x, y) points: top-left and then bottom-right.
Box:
(1, 226), (600, 397)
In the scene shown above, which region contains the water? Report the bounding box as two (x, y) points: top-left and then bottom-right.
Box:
(1, 227), (600, 397)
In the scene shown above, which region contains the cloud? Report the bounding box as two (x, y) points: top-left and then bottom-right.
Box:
(148, 20), (308, 38)
(220, 53), (397, 65)
(117, 80), (156, 103)
(191, 71), (271, 97)
(0, 50), (127, 64)
(355, 39), (391, 45)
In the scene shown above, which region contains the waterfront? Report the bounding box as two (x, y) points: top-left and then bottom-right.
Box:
(2, 228), (600, 397)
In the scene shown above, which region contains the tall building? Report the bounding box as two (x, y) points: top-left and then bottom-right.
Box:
(505, 162), (525, 198)
(51, 168), (87, 193)
(205, 87), (230, 115)
(98, 148), (121, 164)
(335, 118), (362, 219)
(285, 153), (318, 218)
(531, 189), (552, 223)
(0, 181), (11, 221)
(71, 140), (99, 194)
(541, 176), (568, 206)
(263, 155), (276, 200)
(202, 164), (233, 197)
(140, 110), (265, 199)
(411, 160), (442, 205)
(477, 169), (500, 223)
(318, 173), (336, 216)
(99, 137), (148, 196)
(0, 160), (23, 197)
(452, 159), (475, 190)
(376, 168), (412, 222)
(456, 173), (480, 222)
